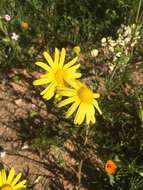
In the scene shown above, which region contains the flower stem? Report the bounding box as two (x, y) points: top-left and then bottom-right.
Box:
(77, 124), (90, 188)
(136, 0), (142, 23)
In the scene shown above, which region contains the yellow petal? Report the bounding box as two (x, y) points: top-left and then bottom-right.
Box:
(0, 171), (3, 186)
(69, 72), (81, 79)
(86, 104), (95, 124)
(65, 79), (80, 89)
(93, 100), (102, 114)
(58, 97), (75, 108)
(43, 82), (56, 100)
(40, 81), (56, 96)
(43, 91), (55, 100)
(85, 104), (91, 124)
(40, 86), (49, 95)
(11, 173), (22, 186)
(67, 64), (80, 71)
(7, 168), (15, 184)
(35, 62), (51, 71)
(91, 113), (96, 123)
(13, 180), (26, 190)
(66, 100), (80, 118)
(33, 78), (51, 86)
(74, 103), (86, 125)
(54, 48), (60, 67)
(57, 87), (76, 97)
(59, 48), (66, 68)
(43, 51), (54, 67)
(64, 56), (78, 69)
(1, 169), (6, 184)
(93, 93), (100, 98)
(39, 72), (53, 78)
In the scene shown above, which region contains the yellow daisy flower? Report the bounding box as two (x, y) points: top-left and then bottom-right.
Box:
(57, 80), (102, 125)
(0, 168), (26, 190)
(33, 48), (81, 100)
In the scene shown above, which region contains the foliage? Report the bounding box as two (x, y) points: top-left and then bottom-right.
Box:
(0, 0), (142, 68)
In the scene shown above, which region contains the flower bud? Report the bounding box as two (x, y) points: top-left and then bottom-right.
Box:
(21, 21), (29, 30)
(73, 46), (81, 55)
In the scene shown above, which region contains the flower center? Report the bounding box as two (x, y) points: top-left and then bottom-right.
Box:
(1, 185), (12, 190)
(55, 69), (64, 86)
(78, 87), (93, 103)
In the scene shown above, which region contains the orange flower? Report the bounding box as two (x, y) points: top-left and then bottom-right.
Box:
(105, 160), (117, 174)
(21, 22), (29, 30)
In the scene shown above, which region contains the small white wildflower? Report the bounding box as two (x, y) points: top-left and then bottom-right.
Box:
(124, 26), (131, 37)
(124, 37), (131, 44)
(11, 32), (19, 41)
(131, 24), (136, 29)
(136, 36), (141, 39)
(121, 24), (125, 28)
(91, 49), (98, 57)
(108, 46), (114, 52)
(125, 49), (128, 56)
(116, 52), (122, 57)
(109, 39), (116, 47)
(0, 148), (6, 158)
(4, 14), (11, 21)
(131, 42), (137, 47)
(135, 31), (140, 36)
(101, 37), (107, 46)
(109, 64), (114, 71)
(101, 37), (106, 43)
(113, 56), (117, 62)
(117, 38), (125, 46)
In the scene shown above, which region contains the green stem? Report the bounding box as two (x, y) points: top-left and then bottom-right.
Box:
(77, 124), (90, 188)
(136, 0), (142, 23)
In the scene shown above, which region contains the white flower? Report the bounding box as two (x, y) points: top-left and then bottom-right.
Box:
(91, 49), (98, 57)
(131, 24), (136, 29)
(0, 149), (6, 158)
(123, 26), (131, 37)
(131, 42), (137, 47)
(113, 56), (117, 61)
(124, 37), (131, 44)
(116, 52), (122, 57)
(108, 39), (116, 47)
(11, 32), (19, 41)
(135, 31), (140, 37)
(4, 14), (11, 21)
(109, 46), (114, 52)
(109, 64), (114, 71)
(125, 49), (128, 56)
(117, 38), (125, 46)
(101, 37), (106, 43)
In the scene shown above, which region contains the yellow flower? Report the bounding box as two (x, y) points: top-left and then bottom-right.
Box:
(57, 80), (102, 125)
(73, 46), (81, 55)
(33, 48), (81, 100)
(21, 22), (29, 30)
(0, 168), (26, 190)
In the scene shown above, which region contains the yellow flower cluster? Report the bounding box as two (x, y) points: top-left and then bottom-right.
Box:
(33, 47), (102, 125)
